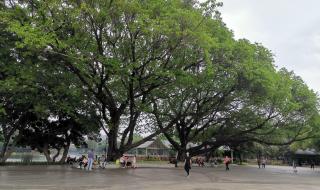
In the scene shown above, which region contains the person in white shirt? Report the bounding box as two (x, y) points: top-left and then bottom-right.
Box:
(262, 158), (266, 168)
(132, 155), (137, 168)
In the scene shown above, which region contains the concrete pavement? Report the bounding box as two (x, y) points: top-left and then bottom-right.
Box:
(1, 164), (320, 190)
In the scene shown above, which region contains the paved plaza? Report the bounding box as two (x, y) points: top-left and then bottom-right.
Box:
(1, 164), (320, 190)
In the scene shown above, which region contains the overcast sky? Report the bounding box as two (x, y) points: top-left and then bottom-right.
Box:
(218, 0), (320, 94)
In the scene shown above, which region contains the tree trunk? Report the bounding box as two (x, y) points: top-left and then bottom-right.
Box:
(177, 148), (186, 162)
(52, 148), (61, 162)
(0, 139), (9, 163)
(176, 124), (189, 162)
(204, 145), (211, 162)
(0, 127), (18, 163)
(177, 136), (187, 162)
(0, 139), (16, 164)
(107, 129), (120, 161)
(107, 113), (121, 161)
(59, 142), (70, 163)
(43, 151), (52, 162)
(43, 144), (53, 163)
(1, 146), (14, 164)
(3, 147), (13, 163)
(205, 151), (212, 162)
(106, 112), (121, 161)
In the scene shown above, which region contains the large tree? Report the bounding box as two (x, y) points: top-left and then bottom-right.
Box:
(16, 111), (98, 163)
(1, 0), (318, 162)
(0, 4), (30, 162)
(2, 0), (225, 160)
(0, 3), (99, 162)
(0, 49), (99, 163)
(152, 36), (320, 160)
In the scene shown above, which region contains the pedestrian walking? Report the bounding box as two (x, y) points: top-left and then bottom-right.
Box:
(224, 156), (231, 171)
(175, 152), (178, 168)
(132, 155), (137, 168)
(87, 149), (94, 171)
(262, 158), (266, 168)
(184, 152), (192, 177)
(311, 160), (315, 170)
(293, 160), (298, 174)
(257, 158), (261, 169)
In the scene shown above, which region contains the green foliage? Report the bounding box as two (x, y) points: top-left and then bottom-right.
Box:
(0, 4), (101, 162)
(0, 0), (318, 160)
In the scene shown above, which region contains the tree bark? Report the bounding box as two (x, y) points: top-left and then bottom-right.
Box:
(0, 137), (16, 163)
(205, 151), (212, 162)
(0, 126), (18, 163)
(59, 141), (71, 163)
(107, 129), (120, 161)
(0, 139), (9, 163)
(0, 145), (14, 163)
(43, 144), (53, 163)
(105, 110), (122, 161)
(177, 148), (186, 162)
(3, 147), (13, 163)
(52, 148), (61, 162)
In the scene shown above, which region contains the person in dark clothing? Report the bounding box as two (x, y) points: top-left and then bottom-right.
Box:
(257, 158), (261, 169)
(311, 161), (315, 170)
(175, 152), (178, 168)
(184, 152), (192, 177)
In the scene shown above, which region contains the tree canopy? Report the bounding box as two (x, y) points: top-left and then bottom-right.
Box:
(0, 0), (319, 162)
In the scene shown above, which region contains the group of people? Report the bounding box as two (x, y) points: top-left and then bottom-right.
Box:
(184, 154), (232, 176)
(67, 149), (108, 171)
(74, 149), (95, 171)
(68, 151), (319, 178)
(194, 157), (205, 167)
(182, 154), (232, 177)
(119, 154), (137, 168)
(68, 150), (319, 177)
(292, 160), (317, 173)
(257, 157), (267, 169)
(183, 154), (287, 177)
(68, 151), (139, 170)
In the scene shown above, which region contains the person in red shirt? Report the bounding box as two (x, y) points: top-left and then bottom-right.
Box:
(224, 156), (231, 171)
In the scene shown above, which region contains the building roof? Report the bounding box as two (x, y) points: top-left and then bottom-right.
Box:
(137, 139), (172, 149)
(295, 149), (320, 155)
(162, 140), (172, 149)
(137, 141), (154, 148)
